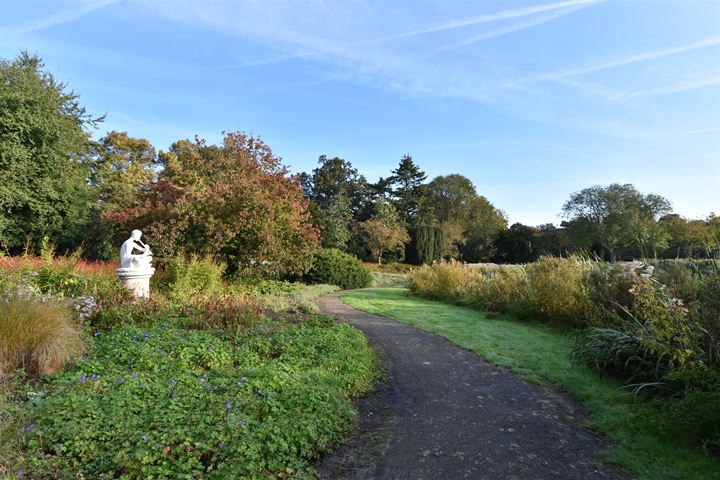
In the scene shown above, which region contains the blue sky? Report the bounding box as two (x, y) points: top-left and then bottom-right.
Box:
(1, 0), (718, 225)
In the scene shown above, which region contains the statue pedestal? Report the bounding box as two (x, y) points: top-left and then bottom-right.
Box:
(117, 268), (155, 299)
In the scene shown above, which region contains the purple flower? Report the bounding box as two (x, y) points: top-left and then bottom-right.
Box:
(17, 469), (24, 477)
(118, 379), (125, 384)
(93, 331), (99, 337)
(140, 383), (145, 389)
(225, 400), (231, 410)
(141, 435), (148, 442)
(220, 440), (226, 450)
(237, 421), (247, 428)
(132, 372), (139, 381)
(79, 375), (87, 383)
(170, 379), (177, 387)
(199, 377), (205, 383)
(23, 424), (36, 432)
(127, 361), (133, 366)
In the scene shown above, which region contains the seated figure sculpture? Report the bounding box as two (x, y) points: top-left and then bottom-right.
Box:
(119, 229), (153, 271)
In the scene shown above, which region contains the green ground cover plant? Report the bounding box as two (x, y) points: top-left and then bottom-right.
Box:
(0, 256), (377, 479)
(342, 288), (720, 480)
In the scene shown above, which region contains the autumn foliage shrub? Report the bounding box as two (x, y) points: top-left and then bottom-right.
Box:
(0, 293), (85, 376)
(304, 249), (371, 290)
(107, 132), (320, 277)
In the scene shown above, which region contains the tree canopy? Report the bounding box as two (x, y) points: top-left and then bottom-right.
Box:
(561, 183), (672, 261)
(1, 52), (715, 268)
(108, 132), (319, 276)
(0, 52), (101, 252)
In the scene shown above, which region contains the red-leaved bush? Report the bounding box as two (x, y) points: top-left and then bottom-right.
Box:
(107, 132), (320, 277)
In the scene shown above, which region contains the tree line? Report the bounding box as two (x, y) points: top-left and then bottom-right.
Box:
(1, 52), (717, 268)
(299, 156), (719, 264)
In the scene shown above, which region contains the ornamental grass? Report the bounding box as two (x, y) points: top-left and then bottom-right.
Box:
(0, 293), (85, 376)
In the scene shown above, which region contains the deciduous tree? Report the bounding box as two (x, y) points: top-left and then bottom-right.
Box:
(107, 132), (319, 277)
(86, 131), (158, 259)
(353, 220), (409, 265)
(561, 184), (671, 261)
(0, 52), (101, 252)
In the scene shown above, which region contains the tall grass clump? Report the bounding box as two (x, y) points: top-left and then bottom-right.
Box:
(526, 256), (593, 327)
(0, 293), (85, 376)
(467, 265), (528, 312)
(409, 260), (466, 300)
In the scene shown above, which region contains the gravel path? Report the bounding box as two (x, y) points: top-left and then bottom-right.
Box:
(316, 292), (627, 480)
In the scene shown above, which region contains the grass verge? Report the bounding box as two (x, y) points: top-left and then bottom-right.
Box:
(341, 287), (720, 480)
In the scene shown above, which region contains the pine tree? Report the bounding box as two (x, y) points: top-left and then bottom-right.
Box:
(387, 155), (427, 223)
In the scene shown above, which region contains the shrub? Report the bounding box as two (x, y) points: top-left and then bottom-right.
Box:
(89, 298), (166, 330)
(166, 255), (226, 302)
(304, 249), (371, 290)
(661, 391), (720, 454)
(654, 263), (702, 304)
(582, 262), (638, 326)
(573, 279), (709, 384)
(0, 293), (85, 376)
(526, 256), (592, 327)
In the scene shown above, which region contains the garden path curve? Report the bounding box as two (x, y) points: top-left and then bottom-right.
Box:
(316, 292), (627, 480)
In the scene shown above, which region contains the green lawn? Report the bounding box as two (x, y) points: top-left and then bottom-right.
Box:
(341, 288), (720, 480)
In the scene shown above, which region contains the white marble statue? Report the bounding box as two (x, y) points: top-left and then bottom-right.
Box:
(119, 229), (153, 271)
(117, 229), (155, 299)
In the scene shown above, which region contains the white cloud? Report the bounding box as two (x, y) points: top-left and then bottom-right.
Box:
(614, 75), (720, 99)
(370, 0), (603, 42)
(2, 0), (122, 34)
(530, 36), (720, 82)
(427, 5), (591, 55)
